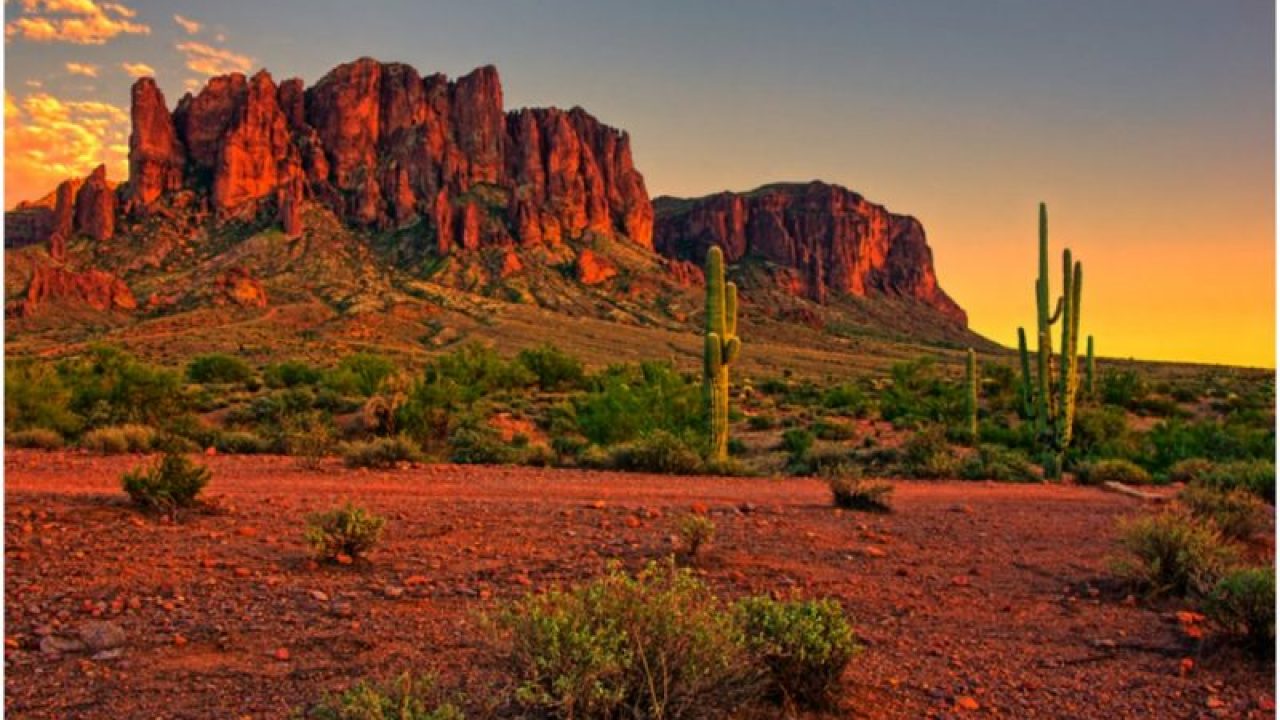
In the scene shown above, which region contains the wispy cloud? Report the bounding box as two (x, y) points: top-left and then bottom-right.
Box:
(5, 0), (149, 45)
(65, 61), (99, 77)
(5, 89), (129, 207)
(173, 14), (201, 35)
(120, 61), (154, 78)
(176, 41), (253, 76)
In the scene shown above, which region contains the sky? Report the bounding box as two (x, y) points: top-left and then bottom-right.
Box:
(4, 0), (1275, 367)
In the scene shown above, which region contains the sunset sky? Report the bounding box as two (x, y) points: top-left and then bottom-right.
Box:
(4, 0), (1275, 367)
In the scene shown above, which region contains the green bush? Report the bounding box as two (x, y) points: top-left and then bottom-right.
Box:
(959, 444), (1038, 482)
(448, 420), (515, 465)
(215, 430), (273, 455)
(574, 362), (703, 447)
(1101, 368), (1149, 409)
(82, 424), (157, 454)
(608, 431), (703, 475)
(899, 426), (956, 479)
(517, 344), (586, 391)
(1198, 460), (1275, 504)
(264, 360), (322, 389)
(324, 353), (398, 397)
(122, 452), (210, 512)
(494, 561), (756, 719)
(397, 344), (535, 449)
(878, 358), (965, 428)
(58, 346), (186, 427)
(305, 502), (386, 561)
(780, 428), (815, 459)
(821, 383), (872, 418)
(306, 673), (464, 719)
(1113, 509), (1238, 598)
(746, 414), (778, 431)
(811, 419), (856, 441)
(825, 465), (892, 513)
(1205, 567), (1275, 657)
(677, 514), (716, 558)
(342, 436), (421, 469)
(186, 353), (253, 385)
(1178, 485), (1268, 541)
(1078, 459), (1152, 486)
(5, 359), (80, 434)
(1169, 458), (1216, 484)
(7, 428), (65, 450)
(734, 596), (858, 709)
(1146, 419), (1274, 476)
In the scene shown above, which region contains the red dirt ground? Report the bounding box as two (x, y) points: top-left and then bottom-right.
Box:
(4, 450), (1274, 719)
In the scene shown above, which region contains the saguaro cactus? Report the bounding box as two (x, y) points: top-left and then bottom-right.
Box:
(1085, 336), (1096, 398)
(703, 246), (740, 461)
(965, 348), (979, 444)
(1016, 203), (1084, 478)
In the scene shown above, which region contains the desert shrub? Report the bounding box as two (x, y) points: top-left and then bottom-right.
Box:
(573, 362), (703, 447)
(81, 424), (156, 454)
(7, 428), (65, 450)
(1101, 368), (1149, 409)
(1078, 459), (1152, 486)
(214, 430), (273, 455)
(1113, 509), (1238, 598)
(821, 383), (872, 418)
(551, 434), (589, 462)
(1205, 567), (1275, 657)
(448, 420), (514, 465)
(5, 359), (80, 434)
(1069, 406), (1139, 462)
(397, 345), (534, 449)
(306, 673), (463, 720)
(608, 430), (703, 475)
(1169, 458), (1216, 484)
(185, 353), (253, 385)
(264, 360), (323, 388)
(1146, 419), (1274, 476)
(494, 561), (756, 719)
(305, 503), (386, 561)
(734, 596), (858, 709)
(517, 344), (586, 391)
(58, 346), (186, 427)
(677, 514), (716, 558)
(824, 464), (892, 512)
(899, 426), (956, 479)
(746, 414), (778, 431)
(878, 357), (965, 428)
(1197, 460), (1275, 504)
(121, 452), (210, 512)
(285, 412), (335, 469)
(959, 444), (1038, 482)
(322, 353), (398, 397)
(1178, 485), (1268, 541)
(811, 419), (856, 441)
(342, 436), (421, 469)
(780, 428), (815, 458)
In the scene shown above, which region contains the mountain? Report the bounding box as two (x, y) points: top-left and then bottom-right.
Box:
(654, 182), (965, 325)
(4, 57), (989, 370)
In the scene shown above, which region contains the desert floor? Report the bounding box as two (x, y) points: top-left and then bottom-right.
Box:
(4, 450), (1274, 719)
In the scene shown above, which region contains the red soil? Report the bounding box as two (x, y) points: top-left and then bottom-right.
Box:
(4, 451), (1273, 719)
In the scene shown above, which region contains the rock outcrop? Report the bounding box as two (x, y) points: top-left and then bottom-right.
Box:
(23, 263), (136, 315)
(653, 182), (966, 325)
(115, 57), (652, 249)
(73, 165), (116, 242)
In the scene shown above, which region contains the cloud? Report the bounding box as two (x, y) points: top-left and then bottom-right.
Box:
(5, 90), (129, 208)
(120, 61), (154, 78)
(172, 14), (200, 35)
(175, 41), (253, 76)
(5, 0), (149, 45)
(65, 61), (99, 77)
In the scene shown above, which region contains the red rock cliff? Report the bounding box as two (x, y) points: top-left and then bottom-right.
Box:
(653, 182), (966, 325)
(120, 58), (651, 249)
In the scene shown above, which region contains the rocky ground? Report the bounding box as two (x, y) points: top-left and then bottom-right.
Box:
(4, 450), (1274, 719)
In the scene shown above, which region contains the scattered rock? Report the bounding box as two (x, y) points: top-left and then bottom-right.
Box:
(78, 621), (126, 652)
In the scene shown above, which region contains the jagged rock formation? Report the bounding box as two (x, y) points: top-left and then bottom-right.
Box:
(653, 181), (966, 325)
(23, 264), (136, 315)
(123, 57), (652, 251)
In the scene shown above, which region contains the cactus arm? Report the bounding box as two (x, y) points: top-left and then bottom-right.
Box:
(725, 281), (738, 338)
(1085, 335), (1095, 398)
(966, 348), (979, 444)
(1047, 296), (1065, 325)
(1018, 327), (1034, 418)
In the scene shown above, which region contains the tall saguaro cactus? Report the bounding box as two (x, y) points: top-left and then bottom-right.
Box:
(1085, 336), (1096, 398)
(965, 348), (979, 444)
(1017, 203), (1084, 478)
(703, 246), (740, 461)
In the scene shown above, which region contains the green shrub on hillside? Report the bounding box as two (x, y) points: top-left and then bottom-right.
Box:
(186, 353), (254, 385)
(1113, 509), (1238, 598)
(1197, 460), (1275, 504)
(306, 673), (464, 720)
(608, 431), (704, 475)
(1078, 459), (1152, 486)
(735, 596), (858, 709)
(1206, 567), (1275, 657)
(573, 362), (704, 447)
(7, 428), (65, 450)
(517, 344), (586, 391)
(5, 359), (80, 434)
(59, 346), (187, 428)
(324, 353), (397, 397)
(122, 452), (210, 512)
(342, 436), (421, 469)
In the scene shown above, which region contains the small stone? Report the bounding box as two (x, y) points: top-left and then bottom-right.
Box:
(335, 554), (354, 566)
(309, 590), (329, 602)
(234, 567), (251, 578)
(1178, 657), (1194, 676)
(624, 516), (642, 528)
(955, 696), (980, 711)
(383, 586), (404, 599)
(274, 647), (290, 661)
(173, 634), (188, 647)
(1206, 697), (1225, 709)
(78, 621), (125, 652)
(40, 635), (85, 655)
(862, 546), (887, 558)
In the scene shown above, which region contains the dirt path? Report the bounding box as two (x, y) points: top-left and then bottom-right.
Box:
(4, 451), (1273, 719)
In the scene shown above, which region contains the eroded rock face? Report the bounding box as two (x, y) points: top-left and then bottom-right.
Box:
(73, 165), (116, 242)
(654, 182), (966, 325)
(116, 58), (652, 247)
(127, 78), (185, 212)
(23, 263), (136, 315)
